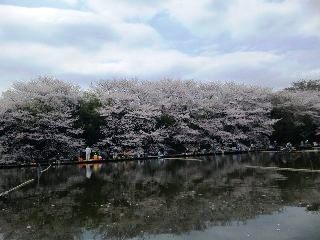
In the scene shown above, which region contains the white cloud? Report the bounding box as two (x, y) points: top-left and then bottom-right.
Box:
(0, 0), (319, 91)
(300, 15), (320, 37)
(0, 5), (95, 26)
(61, 0), (79, 5)
(86, 0), (160, 21)
(224, 0), (299, 39)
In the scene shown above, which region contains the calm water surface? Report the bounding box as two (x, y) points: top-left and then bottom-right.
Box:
(1, 151), (320, 240)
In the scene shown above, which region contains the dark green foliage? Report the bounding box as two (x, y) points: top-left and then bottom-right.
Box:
(272, 80), (320, 144)
(286, 79), (320, 91)
(75, 94), (103, 146)
(23, 102), (54, 115)
(156, 114), (176, 128)
(271, 108), (318, 144)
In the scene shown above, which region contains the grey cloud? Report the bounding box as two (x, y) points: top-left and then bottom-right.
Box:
(308, 0), (320, 11)
(0, 22), (118, 50)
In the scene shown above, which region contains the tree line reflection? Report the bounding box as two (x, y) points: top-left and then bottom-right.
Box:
(1, 151), (320, 240)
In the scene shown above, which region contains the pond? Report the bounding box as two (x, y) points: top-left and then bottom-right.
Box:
(1, 151), (320, 240)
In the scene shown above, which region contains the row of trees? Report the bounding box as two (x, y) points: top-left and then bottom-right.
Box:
(0, 77), (319, 162)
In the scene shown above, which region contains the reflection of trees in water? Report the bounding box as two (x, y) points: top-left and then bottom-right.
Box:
(1, 153), (320, 239)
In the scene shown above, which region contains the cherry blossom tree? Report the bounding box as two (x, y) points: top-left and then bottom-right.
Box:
(93, 79), (274, 154)
(92, 79), (162, 155)
(0, 77), (84, 162)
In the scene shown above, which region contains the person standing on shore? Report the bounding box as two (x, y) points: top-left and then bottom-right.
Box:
(85, 146), (92, 161)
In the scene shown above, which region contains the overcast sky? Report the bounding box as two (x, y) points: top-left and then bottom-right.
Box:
(0, 0), (319, 93)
